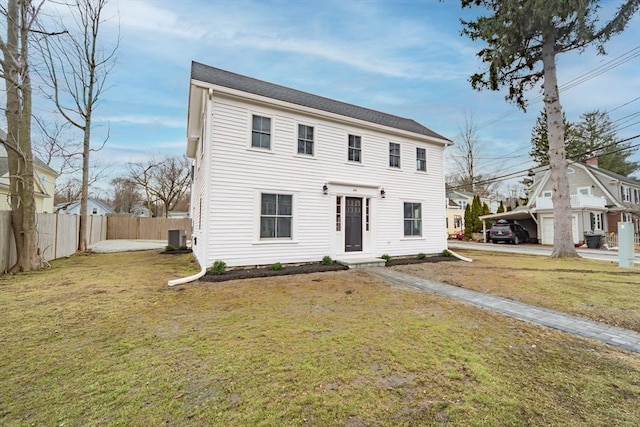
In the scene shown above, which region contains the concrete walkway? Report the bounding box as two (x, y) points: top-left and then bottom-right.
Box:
(368, 268), (640, 353)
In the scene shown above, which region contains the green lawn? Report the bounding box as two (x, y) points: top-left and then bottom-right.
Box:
(1, 251), (638, 426)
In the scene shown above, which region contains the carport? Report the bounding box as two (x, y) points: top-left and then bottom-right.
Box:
(480, 207), (539, 243)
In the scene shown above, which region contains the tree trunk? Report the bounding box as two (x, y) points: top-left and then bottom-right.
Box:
(542, 35), (579, 258)
(4, 0), (48, 272)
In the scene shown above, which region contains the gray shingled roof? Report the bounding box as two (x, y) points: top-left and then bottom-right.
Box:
(585, 164), (640, 185)
(191, 61), (450, 142)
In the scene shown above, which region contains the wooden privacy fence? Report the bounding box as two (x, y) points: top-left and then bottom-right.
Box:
(106, 217), (192, 241)
(1, 212), (192, 273)
(0, 211), (107, 273)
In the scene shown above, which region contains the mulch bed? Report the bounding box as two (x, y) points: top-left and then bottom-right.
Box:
(200, 255), (459, 283)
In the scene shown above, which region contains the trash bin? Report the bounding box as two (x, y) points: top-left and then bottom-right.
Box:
(584, 233), (602, 249)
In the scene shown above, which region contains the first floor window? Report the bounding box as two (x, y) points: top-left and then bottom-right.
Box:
(404, 202), (422, 236)
(252, 115), (271, 149)
(261, 193), (292, 238)
(298, 124), (314, 155)
(416, 147), (426, 172)
(389, 142), (400, 168)
(590, 212), (603, 231)
(348, 134), (361, 162)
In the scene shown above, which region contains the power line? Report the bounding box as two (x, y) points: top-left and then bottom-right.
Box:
(449, 134), (640, 191)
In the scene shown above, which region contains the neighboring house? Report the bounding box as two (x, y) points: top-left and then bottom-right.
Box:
(0, 130), (58, 213)
(186, 62), (451, 268)
(131, 205), (151, 217)
(481, 157), (640, 245)
(167, 211), (189, 218)
(57, 198), (115, 216)
(445, 190), (495, 238)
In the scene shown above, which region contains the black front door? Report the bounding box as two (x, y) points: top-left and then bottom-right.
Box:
(345, 197), (362, 252)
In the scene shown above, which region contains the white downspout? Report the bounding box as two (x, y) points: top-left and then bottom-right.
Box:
(168, 261), (207, 287)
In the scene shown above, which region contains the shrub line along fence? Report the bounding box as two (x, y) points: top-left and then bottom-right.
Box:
(0, 211), (192, 273)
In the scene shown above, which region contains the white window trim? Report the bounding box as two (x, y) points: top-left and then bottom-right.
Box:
(416, 147), (427, 173)
(402, 200), (423, 239)
(295, 122), (316, 158)
(577, 186), (591, 196)
(388, 142), (401, 169)
(248, 111), (274, 152)
(347, 134), (363, 164)
(253, 189), (298, 244)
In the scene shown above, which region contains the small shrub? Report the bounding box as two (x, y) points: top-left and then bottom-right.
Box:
(381, 254), (391, 262)
(165, 245), (175, 252)
(417, 252), (426, 259)
(441, 249), (452, 257)
(321, 255), (333, 265)
(178, 245), (188, 251)
(269, 262), (283, 271)
(209, 260), (227, 275)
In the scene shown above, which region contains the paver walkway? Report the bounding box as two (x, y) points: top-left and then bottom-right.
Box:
(368, 268), (640, 353)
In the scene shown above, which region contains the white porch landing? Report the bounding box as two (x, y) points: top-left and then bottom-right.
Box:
(336, 257), (387, 269)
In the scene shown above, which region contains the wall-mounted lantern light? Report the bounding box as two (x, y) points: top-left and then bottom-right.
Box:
(322, 183), (329, 195)
(380, 188), (386, 198)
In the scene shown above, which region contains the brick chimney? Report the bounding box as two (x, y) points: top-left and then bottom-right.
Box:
(586, 156), (598, 168)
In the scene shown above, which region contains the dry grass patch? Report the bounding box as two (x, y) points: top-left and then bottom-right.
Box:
(397, 249), (640, 332)
(0, 250), (639, 426)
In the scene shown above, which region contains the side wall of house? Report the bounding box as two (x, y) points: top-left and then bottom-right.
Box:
(198, 93), (447, 267)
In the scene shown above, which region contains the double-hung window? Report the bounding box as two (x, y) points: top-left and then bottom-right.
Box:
(416, 147), (426, 172)
(348, 135), (361, 162)
(404, 202), (422, 237)
(389, 143), (400, 168)
(260, 194), (292, 238)
(298, 124), (314, 155)
(252, 115), (271, 149)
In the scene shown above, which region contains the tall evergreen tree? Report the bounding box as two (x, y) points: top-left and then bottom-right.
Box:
(573, 110), (639, 176)
(497, 201), (505, 214)
(460, 0), (640, 258)
(530, 109), (580, 165)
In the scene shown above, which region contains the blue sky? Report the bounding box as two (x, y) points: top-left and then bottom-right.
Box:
(25, 0), (640, 196)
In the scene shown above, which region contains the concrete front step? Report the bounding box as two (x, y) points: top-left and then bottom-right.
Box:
(336, 257), (387, 269)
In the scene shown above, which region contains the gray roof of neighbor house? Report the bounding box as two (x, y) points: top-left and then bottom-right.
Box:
(0, 129), (58, 177)
(585, 164), (640, 186)
(191, 61), (451, 142)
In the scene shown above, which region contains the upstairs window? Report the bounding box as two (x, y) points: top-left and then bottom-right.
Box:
(348, 134), (361, 162)
(260, 194), (292, 238)
(252, 115), (271, 149)
(298, 124), (314, 155)
(389, 143), (400, 168)
(404, 202), (422, 237)
(416, 147), (426, 172)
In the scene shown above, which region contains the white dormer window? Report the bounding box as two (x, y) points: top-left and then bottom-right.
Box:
(577, 186), (591, 196)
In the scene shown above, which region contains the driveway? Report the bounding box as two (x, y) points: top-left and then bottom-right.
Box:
(448, 240), (640, 265)
(89, 239), (167, 253)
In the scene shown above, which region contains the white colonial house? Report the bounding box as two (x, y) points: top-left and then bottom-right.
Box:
(186, 62), (451, 268)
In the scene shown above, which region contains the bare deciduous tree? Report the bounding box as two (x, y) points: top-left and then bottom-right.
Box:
(127, 156), (191, 218)
(446, 113), (495, 197)
(111, 176), (140, 214)
(0, 0), (49, 272)
(39, 0), (118, 251)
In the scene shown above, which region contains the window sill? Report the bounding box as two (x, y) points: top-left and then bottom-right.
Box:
(345, 161), (364, 166)
(252, 239), (299, 245)
(400, 236), (424, 241)
(387, 167), (403, 172)
(294, 154), (316, 160)
(247, 147), (274, 154)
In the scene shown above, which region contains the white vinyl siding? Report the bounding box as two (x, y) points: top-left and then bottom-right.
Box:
(198, 96), (446, 267)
